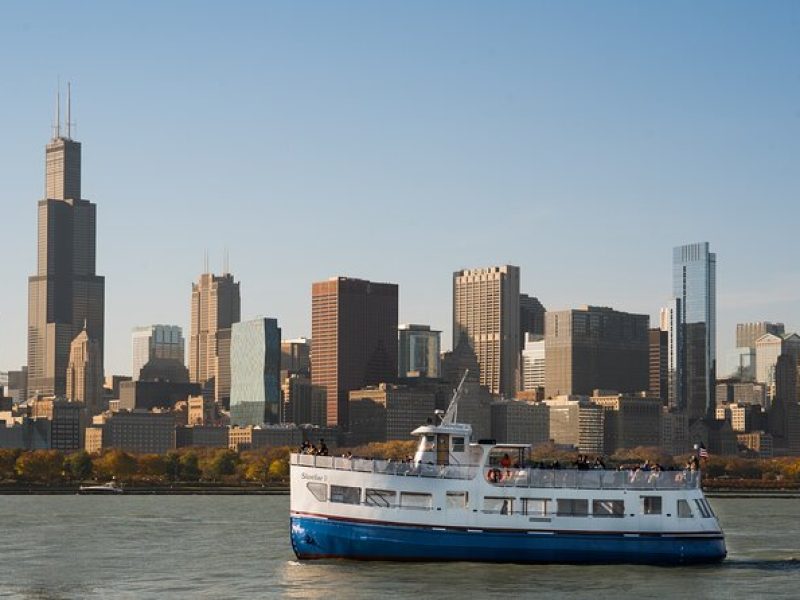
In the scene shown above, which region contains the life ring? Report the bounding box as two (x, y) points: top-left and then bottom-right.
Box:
(487, 468), (502, 483)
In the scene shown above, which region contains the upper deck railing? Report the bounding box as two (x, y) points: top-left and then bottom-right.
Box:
(290, 454), (701, 491)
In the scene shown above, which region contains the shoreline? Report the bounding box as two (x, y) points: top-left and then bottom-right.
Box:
(1, 483), (797, 498)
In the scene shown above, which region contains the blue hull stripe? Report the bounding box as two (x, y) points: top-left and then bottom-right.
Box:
(290, 515), (726, 565)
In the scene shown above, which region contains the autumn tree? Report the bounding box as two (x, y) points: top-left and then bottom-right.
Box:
(201, 449), (239, 482)
(178, 452), (201, 482)
(0, 449), (21, 480)
(64, 451), (93, 481)
(15, 450), (64, 484)
(93, 449), (137, 482)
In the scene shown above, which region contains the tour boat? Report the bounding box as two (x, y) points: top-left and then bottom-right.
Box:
(289, 379), (726, 565)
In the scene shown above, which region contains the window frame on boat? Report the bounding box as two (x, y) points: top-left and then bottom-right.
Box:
(399, 492), (433, 510)
(446, 491), (469, 509)
(330, 485), (361, 505)
(306, 482), (328, 503)
(694, 499), (712, 518)
(641, 495), (662, 515)
(677, 499), (694, 518)
(451, 437), (465, 453)
(364, 488), (396, 508)
(592, 499), (625, 518)
(520, 497), (550, 517)
(482, 496), (514, 515)
(556, 498), (589, 517)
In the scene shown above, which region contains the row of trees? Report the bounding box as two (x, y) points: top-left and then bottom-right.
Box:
(0, 446), (292, 486)
(0, 441), (798, 486)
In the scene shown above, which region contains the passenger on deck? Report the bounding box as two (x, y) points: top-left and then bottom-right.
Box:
(500, 453), (512, 478)
(319, 439), (329, 456)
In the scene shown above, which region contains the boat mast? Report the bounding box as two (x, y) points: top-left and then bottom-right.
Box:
(441, 370), (469, 425)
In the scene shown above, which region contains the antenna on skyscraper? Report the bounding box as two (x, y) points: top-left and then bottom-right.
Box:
(203, 249), (209, 273)
(66, 81), (72, 140)
(54, 79), (61, 139)
(223, 247), (229, 275)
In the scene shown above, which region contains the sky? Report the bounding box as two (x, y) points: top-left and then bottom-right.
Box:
(1, 1), (799, 377)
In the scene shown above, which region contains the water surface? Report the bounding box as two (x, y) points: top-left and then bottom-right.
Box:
(0, 496), (796, 599)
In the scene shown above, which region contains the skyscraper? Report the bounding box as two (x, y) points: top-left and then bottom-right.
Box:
(230, 317), (282, 426)
(65, 324), (103, 414)
(132, 325), (185, 380)
(311, 277), (398, 429)
(27, 91), (105, 399)
(453, 265), (520, 397)
(519, 294), (546, 350)
(398, 324), (441, 378)
(671, 242), (716, 419)
(189, 272), (240, 405)
(544, 306), (649, 398)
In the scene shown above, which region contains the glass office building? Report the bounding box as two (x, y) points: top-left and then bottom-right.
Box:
(672, 242), (716, 419)
(230, 318), (281, 426)
(398, 324), (441, 378)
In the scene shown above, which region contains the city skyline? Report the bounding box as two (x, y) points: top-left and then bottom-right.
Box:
(2, 3), (799, 377)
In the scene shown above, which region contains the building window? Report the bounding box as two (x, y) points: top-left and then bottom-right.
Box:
(592, 500), (624, 518)
(642, 496), (662, 515)
(400, 492), (432, 510)
(556, 499), (588, 517)
(446, 491), (468, 509)
(330, 485), (360, 505)
(365, 488), (395, 508)
(306, 482), (327, 502)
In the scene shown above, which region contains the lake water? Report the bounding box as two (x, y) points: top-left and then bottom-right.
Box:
(0, 496), (797, 599)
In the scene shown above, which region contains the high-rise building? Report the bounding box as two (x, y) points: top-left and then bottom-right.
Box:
(648, 328), (668, 402)
(453, 265), (520, 397)
(544, 306), (649, 398)
(311, 277), (398, 429)
(27, 93), (104, 399)
(65, 324), (103, 414)
(671, 242), (716, 419)
(348, 384), (436, 445)
(590, 391), (662, 454)
(132, 325), (185, 380)
(282, 373), (327, 426)
(281, 338), (311, 376)
(398, 324), (441, 378)
(189, 272), (240, 404)
(230, 318), (282, 426)
(490, 399), (549, 447)
(519, 294), (546, 350)
(544, 396), (604, 455)
(755, 333), (800, 395)
(521, 333), (545, 392)
(737, 322), (785, 350)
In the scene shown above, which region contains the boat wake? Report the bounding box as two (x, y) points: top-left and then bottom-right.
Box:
(722, 558), (800, 572)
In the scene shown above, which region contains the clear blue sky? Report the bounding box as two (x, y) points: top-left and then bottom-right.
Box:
(1, 1), (799, 377)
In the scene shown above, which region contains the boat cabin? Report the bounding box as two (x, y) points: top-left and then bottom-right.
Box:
(410, 423), (477, 466)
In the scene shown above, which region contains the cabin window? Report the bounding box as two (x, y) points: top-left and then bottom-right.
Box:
(452, 437), (465, 453)
(642, 496), (662, 515)
(400, 492), (432, 510)
(592, 499), (624, 518)
(556, 499), (588, 517)
(306, 482), (328, 502)
(330, 485), (361, 505)
(677, 499), (693, 518)
(365, 488), (395, 508)
(446, 491), (468, 509)
(521, 498), (549, 516)
(483, 497), (513, 515)
(694, 499), (712, 518)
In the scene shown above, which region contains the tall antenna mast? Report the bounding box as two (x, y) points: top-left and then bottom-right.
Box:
(223, 247), (229, 275)
(66, 81), (72, 140)
(55, 80), (61, 139)
(203, 249), (209, 273)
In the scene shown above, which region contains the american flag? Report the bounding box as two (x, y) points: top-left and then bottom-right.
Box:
(698, 444), (709, 459)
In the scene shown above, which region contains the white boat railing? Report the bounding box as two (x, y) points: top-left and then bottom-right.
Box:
(292, 454), (702, 490)
(483, 467), (701, 490)
(292, 454), (479, 480)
